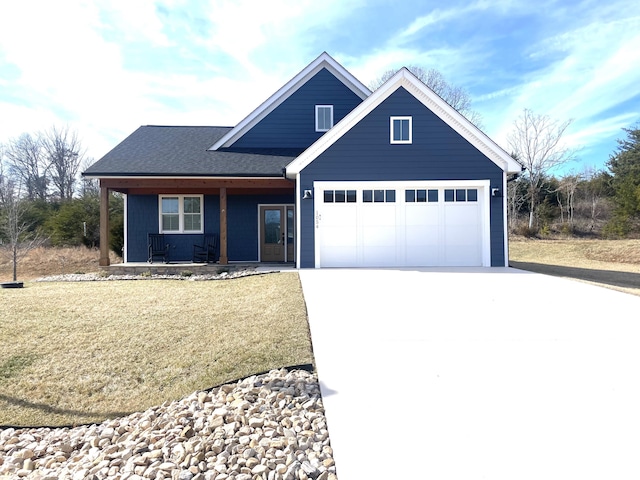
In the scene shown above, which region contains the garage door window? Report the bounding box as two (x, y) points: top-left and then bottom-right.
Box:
(324, 190), (356, 203)
(405, 189), (438, 202)
(363, 189), (395, 203)
(444, 188), (478, 202)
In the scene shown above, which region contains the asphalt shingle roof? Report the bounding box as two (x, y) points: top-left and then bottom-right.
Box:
(83, 126), (300, 177)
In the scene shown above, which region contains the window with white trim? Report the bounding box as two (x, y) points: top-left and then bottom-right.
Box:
(159, 195), (203, 233)
(315, 105), (334, 132)
(390, 116), (412, 144)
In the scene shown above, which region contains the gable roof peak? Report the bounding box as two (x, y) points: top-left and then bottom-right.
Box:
(209, 52), (371, 151)
(287, 66), (522, 176)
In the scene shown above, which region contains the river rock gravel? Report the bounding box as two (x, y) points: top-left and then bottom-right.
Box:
(0, 369), (337, 480)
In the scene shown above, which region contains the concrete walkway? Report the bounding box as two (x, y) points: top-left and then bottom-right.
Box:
(299, 267), (640, 480)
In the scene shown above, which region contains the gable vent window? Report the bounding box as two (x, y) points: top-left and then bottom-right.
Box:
(316, 105), (334, 132)
(390, 116), (412, 144)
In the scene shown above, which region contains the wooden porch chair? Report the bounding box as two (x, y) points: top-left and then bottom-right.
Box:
(193, 234), (218, 263)
(148, 233), (170, 263)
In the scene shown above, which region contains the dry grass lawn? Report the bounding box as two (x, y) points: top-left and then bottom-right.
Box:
(509, 237), (640, 296)
(0, 274), (313, 427)
(0, 246), (120, 282)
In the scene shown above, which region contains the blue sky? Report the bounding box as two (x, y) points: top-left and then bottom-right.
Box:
(1, 0), (639, 176)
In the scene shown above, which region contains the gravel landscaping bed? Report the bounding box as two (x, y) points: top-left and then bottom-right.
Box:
(34, 270), (273, 283)
(0, 369), (336, 480)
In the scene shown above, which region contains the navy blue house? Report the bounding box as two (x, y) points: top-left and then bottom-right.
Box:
(84, 53), (521, 268)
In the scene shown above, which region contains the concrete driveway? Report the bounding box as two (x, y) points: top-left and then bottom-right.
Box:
(299, 267), (640, 480)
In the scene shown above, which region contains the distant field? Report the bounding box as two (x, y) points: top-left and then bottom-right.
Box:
(509, 238), (640, 296)
(0, 246), (120, 282)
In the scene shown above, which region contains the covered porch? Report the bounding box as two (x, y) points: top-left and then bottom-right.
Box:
(97, 177), (296, 267)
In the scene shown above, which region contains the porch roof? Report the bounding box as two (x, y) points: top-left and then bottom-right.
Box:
(83, 126), (300, 178)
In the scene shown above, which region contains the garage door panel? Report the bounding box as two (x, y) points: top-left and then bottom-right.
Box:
(362, 205), (396, 226)
(321, 246), (358, 267)
(322, 226), (357, 247)
(405, 225), (438, 246)
(405, 246), (439, 265)
(405, 205), (439, 225)
(362, 247), (398, 266)
(362, 226), (396, 246)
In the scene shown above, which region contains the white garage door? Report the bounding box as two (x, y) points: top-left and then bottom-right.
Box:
(315, 181), (490, 267)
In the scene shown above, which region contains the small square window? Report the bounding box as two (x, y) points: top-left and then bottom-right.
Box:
(467, 189), (478, 202)
(363, 190), (373, 202)
(335, 190), (346, 203)
(416, 189), (427, 202)
(386, 190), (396, 202)
(444, 189), (455, 202)
(405, 190), (415, 202)
(456, 189), (466, 202)
(390, 116), (412, 144)
(374, 190), (385, 202)
(315, 105), (333, 132)
(428, 189), (438, 202)
(324, 190), (334, 203)
(346, 190), (357, 203)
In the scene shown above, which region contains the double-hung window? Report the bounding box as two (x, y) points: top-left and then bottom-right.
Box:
(159, 195), (203, 233)
(390, 116), (412, 144)
(315, 105), (334, 132)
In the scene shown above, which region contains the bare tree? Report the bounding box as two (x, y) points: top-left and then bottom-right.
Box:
(580, 168), (612, 232)
(507, 109), (576, 229)
(42, 125), (84, 200)
(79, 156), (99, 198)
(4, 133), (48, 201)
(507, 175), (528, 231)
(0, 181), (45, 283)
(557, 173), (581, 228)
(369, 66), (483, 127)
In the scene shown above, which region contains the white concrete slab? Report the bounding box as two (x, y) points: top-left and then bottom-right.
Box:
(299, 267), (640, 480)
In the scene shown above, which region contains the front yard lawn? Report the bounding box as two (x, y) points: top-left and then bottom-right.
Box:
(0, 273), (313, 427)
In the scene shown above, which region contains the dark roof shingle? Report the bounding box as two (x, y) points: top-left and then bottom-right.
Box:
(83, 126), (299, 177)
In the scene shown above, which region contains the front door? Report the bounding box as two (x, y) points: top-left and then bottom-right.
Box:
(260, 205), (295, 262)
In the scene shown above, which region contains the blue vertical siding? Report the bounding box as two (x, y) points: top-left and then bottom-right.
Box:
(231, 68), (364, 150)
(126, 193), (293, 262)
(298, 87), (506, 267)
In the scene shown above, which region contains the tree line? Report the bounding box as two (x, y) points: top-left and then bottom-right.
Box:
(507, 124), (640, 237)
(0, 126), (124, 260)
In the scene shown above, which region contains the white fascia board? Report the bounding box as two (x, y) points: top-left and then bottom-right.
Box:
(286, 68), (523, 177)
(209, 52), (371, 151)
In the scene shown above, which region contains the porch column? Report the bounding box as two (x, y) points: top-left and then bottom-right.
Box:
(99, 185), (110, 266)
(219, 187), (228, 264)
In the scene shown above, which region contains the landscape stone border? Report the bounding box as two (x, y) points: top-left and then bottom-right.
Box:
(0, 369), (337, 480)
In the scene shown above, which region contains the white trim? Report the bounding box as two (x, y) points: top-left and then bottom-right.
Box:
(123, 193), (128, 263)
(295, 174), (302, 269)
(209, 52), (370, 150)
(315, 105), (334, 132)
(313, 179), (491, 267)
(502, 171), (509, 267)
(390, 116), (412, 144)
(286, 68), (522, 177)
(158, 194), (204, 234)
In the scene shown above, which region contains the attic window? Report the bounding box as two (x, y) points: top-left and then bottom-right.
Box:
(316, 105), (333, 132)
(390, 116), (412, 144)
